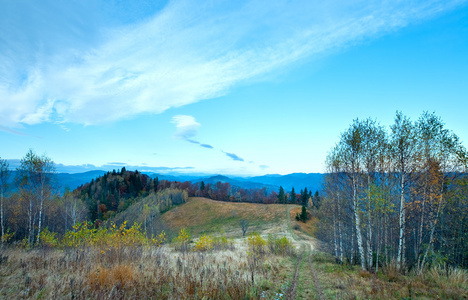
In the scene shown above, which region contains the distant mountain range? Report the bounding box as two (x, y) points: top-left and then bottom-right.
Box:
(5, 168), (324, 195)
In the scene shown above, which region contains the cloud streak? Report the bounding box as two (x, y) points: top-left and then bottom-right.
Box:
(171, 115), (244, 162)
(200, 144), (214, 149)
(223, 151), (244, 162)
(0, 0), (465, 128)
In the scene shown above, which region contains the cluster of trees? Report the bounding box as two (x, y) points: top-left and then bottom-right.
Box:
(0, 149), (320, 246)
(318, 112), (468, 272)
(0, 150), (81, 246)
(77, 169), (159, 220)
(0, 152), (188, 246)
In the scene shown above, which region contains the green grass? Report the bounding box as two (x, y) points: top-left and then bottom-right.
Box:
(297, 249), (318, 299)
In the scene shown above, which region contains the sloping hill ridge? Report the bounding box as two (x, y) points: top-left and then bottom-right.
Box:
(162, 197), (300, 237)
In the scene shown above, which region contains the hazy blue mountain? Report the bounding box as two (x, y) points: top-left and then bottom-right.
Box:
(4, 166), (325, 196)
(56, 170), (108, 191)
(243, 173), (324, 193)
(194, 175), (278, 192)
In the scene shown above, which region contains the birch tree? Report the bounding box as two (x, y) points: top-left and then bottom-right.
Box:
(390, 111), (416, 271)
(415, 112), (465, 272)
(0, 158), (10, 247)
(361, 118), (387, 270)
(16, 150), (55, 246)
(340, 120), (367, 270)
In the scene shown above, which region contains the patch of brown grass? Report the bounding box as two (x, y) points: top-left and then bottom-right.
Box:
(87, 264), (135, 290)
(0, 242), (284, 299)
(162, 197), (295, 236)
(289, 206), (318, 236)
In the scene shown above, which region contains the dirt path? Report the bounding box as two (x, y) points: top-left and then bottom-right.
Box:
(286, 247), (305, 300)
(285, 206), (326, 299)
(308, 245), (326, 300)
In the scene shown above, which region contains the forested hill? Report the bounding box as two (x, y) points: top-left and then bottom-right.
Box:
(75, 167), (322, 224)
(76, 168), (158, 221)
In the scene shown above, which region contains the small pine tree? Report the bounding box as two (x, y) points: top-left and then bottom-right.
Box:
(313, 191), (321, 209)
(301, 187), (308, 206)
(290, 187), (296, 204)
(278, 186), (285, 204)
(300, 206), (308, 223)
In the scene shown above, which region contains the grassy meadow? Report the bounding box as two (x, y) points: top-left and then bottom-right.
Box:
(0, 197), (466, 299)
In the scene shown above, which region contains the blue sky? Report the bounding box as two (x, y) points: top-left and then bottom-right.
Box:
(1, 0), (467, 175)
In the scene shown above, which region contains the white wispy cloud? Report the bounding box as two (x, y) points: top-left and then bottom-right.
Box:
(171, 115), (201, 141)
(0, 0), (465, 129)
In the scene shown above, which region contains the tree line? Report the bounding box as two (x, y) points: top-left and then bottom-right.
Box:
(317, 112), (468, 272)
(0, 150), (319, 246)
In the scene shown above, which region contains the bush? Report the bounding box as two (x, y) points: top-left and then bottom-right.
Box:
(192, 234), (213, 252)
(60, 221), (166, 255)
(267, 234), (295, 256)
(247, 232), (266, 257)
(39, 228), (59, 248)
(213, 235), (235, 251)
(173, 228), (191, 252)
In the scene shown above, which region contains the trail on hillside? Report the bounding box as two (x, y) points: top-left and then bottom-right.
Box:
(308, 245), (326, 300)
(286, 246), (305, 300)
(286, 206), (327, 300)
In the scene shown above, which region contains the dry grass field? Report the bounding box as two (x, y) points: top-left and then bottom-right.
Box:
(162, 197), (299, 237)
(0, 245), (290, 299)
(0, 197), (466, 299)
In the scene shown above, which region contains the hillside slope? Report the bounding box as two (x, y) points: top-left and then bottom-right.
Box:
(161, 197), (300, 237)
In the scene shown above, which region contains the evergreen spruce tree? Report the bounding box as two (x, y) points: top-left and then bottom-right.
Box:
(290, 187), (296, 204)
(313, 191), (321, 209)
(301, 187), (308, 206)
(300, 206), (308, 222)
(278, 186), (285, 204)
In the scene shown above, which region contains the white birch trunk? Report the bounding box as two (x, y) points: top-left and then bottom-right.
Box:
(397, 173), (406, 271)
(353, 172), (366, 270)
(36, 174), (44, 244)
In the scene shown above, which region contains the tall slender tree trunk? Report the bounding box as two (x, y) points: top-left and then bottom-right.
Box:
(367, 176), (373, 270)
(333, 214), (339, 261)
(351, 227), (355, 265)
(36, 179), (44, 244)
(397, 173), (406, 271)
(338, 193), (344, 263)
(0, 186), (4, 247)
(28, 197), (33, 245)
(353, 172), (366, 270)
(419, 190), (444, 273)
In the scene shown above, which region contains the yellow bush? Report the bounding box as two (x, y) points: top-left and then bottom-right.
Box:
(151, 231), (167, 247)
(247, 232), (266, 256)
(192, 234), (213, 252)
(39, 228), (59, 248)
(173, 228), (191, 252)
(1, 231), (14, 244)
(61, 220), (165, 250)
(267, 234), (295, 256)
(62, 221), (97, 248)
